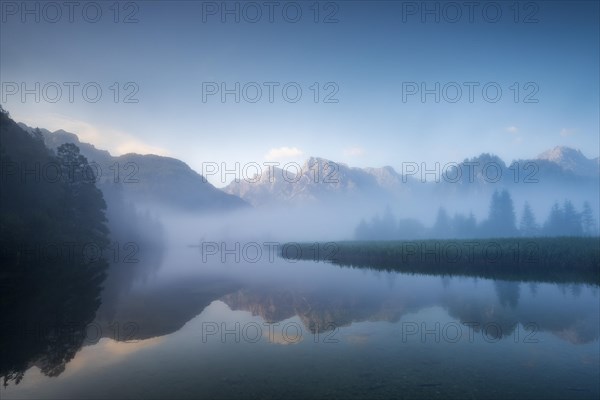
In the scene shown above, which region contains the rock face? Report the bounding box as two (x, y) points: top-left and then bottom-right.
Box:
(224, 157), (409, 207)
(537, 146), (600, 178)
(224, 149), (599, 207)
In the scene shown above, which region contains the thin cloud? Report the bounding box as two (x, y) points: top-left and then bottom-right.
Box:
(18, 113), (169, 156)
(265, 146), (304, 161)
(343, 147), (365, 157)
(560, 128), (575, 137)
(114, 140), (171, 156)
(506, 126), (518, 134)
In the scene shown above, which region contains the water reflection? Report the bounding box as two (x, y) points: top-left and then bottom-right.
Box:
(94, 273), (239, 340)
(220, 276), (599, 343)
(0, 234), (168, 387)
(2, 246), (598, 398)
(90, 248), (600, 345)
(0, 248), (108, 386)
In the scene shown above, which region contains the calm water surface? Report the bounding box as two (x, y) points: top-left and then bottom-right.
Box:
(2, 243), (599, 399)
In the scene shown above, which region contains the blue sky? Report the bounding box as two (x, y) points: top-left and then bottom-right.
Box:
(1, 0), (598, 186)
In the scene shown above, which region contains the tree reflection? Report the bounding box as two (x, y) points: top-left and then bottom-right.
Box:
(0, 249), (108, 386)
(221, 275), (599, 344)
(494, 281), (521, 309)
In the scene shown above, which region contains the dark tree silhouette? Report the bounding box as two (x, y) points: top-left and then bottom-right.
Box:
(483, 189), (517, 237)
(519, 202), (539, 236)
(562, 200), (583, 236)
(0, 109), (110, 386)
(542, 200), (588, 236)
(543, 202), (564, 236)
(56, 143), (109, 246)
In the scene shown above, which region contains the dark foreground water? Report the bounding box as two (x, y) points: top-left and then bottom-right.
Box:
(2, 243), (599, 399)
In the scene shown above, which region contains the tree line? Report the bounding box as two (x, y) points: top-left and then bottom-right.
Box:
(355, 189), (598, 240)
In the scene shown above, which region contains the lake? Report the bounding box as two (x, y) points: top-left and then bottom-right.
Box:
(2, 241), (599, 399)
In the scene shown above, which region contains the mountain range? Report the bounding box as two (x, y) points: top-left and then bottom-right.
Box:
(225, 147), (599, 207)
(537, 146), (600, 177)
(18, 122), (599, 210)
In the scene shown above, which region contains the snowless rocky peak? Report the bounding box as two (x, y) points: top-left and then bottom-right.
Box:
(536, 146), (597, 174)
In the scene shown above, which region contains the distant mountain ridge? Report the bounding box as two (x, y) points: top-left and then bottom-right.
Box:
(16, 122), (598, 209)
(18, 123), (248, 212)
(537, 146), (600, 177)
(224, 157), (405, 206)
(225, 147), (599, 207)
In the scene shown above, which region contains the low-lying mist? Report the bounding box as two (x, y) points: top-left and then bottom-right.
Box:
(126, 178), (599, 246)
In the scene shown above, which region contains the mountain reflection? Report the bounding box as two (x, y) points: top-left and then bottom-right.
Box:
(219, 271), (598, 343)
(93, 257), (598, 345)
(5, 252), (595, 388)
(220, 287), (405, 334)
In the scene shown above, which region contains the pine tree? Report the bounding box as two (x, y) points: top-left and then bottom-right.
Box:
(543, 202), (564, 236)
(519, 202), (538, 236)
(562, 200), (582, 236)
(581, 201), (597, 236)
(484, 189), (517, 237)
(56, 143), (109, 246)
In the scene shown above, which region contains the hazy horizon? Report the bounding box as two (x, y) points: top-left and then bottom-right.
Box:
(2, 1), (599, 185)
(10, 117), (600, 188)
